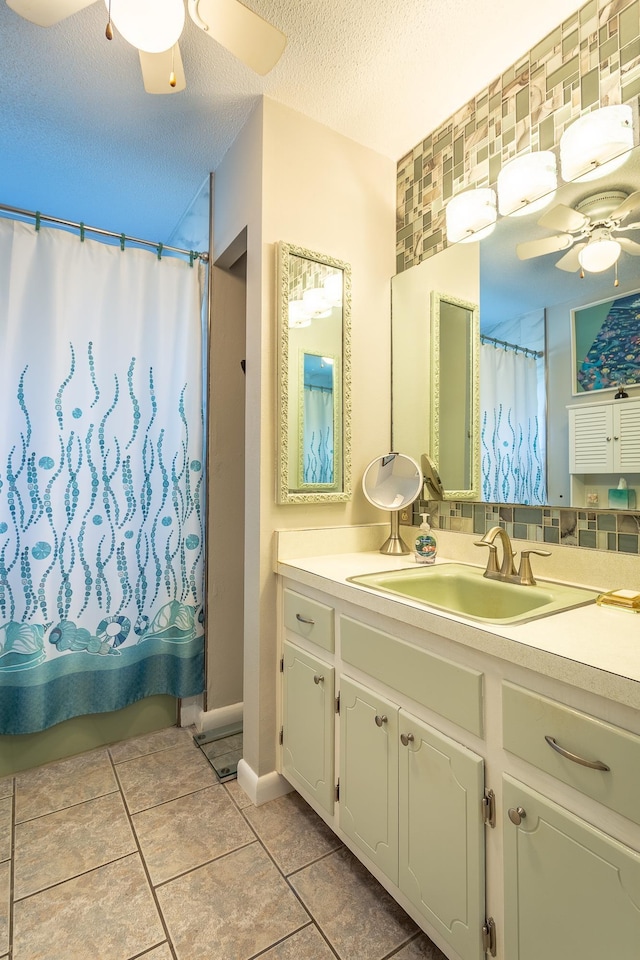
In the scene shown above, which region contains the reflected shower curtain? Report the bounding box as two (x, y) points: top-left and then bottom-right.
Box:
(480, 343), (546, 505)
(0, 220), (205, 734)
(303, 387), (333, 484)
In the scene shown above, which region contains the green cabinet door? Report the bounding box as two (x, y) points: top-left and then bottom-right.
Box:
(504, 775), (640, 960)
(282, 640), (335, 814)
(339, 676), (399, 883)
(398, 709), (485, 960)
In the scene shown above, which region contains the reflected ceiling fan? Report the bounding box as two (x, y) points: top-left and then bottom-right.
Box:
(6, 0), (287, 93)
(516, 189), (640, 275)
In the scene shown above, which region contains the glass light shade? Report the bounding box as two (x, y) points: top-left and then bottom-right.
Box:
(497, 151), (557, 217)
(105, 0), (185, 53)
(322, 273), (343, 306)
(288, 300), (311, 328)
(578, 235), (622, 273)
(445, 188), (497, 244)
(560, 105), (634, 183)
(302, 288), (332, 318)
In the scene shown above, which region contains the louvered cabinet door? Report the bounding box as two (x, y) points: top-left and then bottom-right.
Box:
(615, 400), (640, 472)
(568, 404), (613, 473)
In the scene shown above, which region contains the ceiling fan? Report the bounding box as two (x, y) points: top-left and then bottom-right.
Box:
(6, 0), (287, 93)
(516, 189), (640, 274)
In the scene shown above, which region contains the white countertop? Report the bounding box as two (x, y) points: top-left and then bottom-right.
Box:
(276, 551), (640, 710)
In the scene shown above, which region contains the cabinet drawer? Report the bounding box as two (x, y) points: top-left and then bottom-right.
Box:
(503, 681), (640, 825)
(340, 616), (483, 737)
(283, 588), (334, 652)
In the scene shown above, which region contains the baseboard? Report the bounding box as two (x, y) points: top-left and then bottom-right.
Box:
(187, 700), (243, 735)
(237, 759), (293, 806)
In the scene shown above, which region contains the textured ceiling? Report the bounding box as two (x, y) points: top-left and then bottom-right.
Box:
(0, 0), (585, 244)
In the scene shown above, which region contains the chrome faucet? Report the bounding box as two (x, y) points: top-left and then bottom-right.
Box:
(474, 525), (550, 585)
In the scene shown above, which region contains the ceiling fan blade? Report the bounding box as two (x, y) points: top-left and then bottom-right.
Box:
(618, 237), (640, 256)
(516, 234), (574, 261)
(6, 0), (95, 27)
(610, 190), (640, 221)
(556, 243), (587, 273)
(139, 44), (186, 94)
(188, 0), (286, 75)
(537, 203), (590, 234)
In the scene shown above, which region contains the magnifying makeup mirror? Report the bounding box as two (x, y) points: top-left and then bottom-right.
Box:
(362, 452), (423, 555)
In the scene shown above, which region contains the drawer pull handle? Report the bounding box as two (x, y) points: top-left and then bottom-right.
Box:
(544, 735), (610, 772)
(400, 732), (414, 746)
(313, 674), (324, 685)
(374, 714), (388, 727)
(296, 613), (315, 625)
(508, 806), (526, 826)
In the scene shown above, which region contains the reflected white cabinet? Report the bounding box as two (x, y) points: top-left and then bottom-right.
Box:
(281, 639), (335, 815)
(568, 397), (640, 474)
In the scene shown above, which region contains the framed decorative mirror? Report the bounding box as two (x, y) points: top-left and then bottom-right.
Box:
(277, 242), (352, 504)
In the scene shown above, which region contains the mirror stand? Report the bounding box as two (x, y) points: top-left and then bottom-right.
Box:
(380, 510), (411, 555)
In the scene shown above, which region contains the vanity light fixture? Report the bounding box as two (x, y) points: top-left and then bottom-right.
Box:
(445, 188), (497, 244)
(497, 151), (557, 217)
(560, 104), (634, 183)
(104, 0), (185, 53)
(302, 287), (332, 319)
(577, 228), (622, 273)
(288, 300), (312, 328)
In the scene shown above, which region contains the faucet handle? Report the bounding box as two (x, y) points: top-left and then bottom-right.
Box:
(518, 548), (551, 586)
(474, 540), (500, 575)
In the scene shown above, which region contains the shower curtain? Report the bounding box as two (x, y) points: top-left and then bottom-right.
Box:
(480, 342), (546, 505)
(303, 387), (333, 484)
(0, 219), (205, 735)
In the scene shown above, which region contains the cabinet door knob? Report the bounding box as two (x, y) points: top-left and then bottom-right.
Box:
(400, 732), (414, 746)
(606, 436), (612, 441)
(313, 674), (324, 685)
(374, 714), (388, 727)
(614, 435), (619, 441)
(508, 806), (526, 825)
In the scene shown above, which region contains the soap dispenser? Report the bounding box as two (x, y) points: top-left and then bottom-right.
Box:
(415, 513), (437, 565)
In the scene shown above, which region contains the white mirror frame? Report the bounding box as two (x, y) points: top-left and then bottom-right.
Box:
(430, 290), (480, 500)
(277, 241), (352, 504)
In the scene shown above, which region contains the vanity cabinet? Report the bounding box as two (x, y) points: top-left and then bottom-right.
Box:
(502, 682), (640, 960)
(568, 397), (640, 474)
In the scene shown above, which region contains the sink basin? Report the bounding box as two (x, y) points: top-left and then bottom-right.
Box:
(347, 563), (598, 625)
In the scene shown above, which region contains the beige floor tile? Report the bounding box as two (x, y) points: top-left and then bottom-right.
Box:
(224, 778), (253, 809)
(393, 934), (448, 959)
(259, 924), (336, 959)
(138, 946), (174, 960)
(109, 725), (194, 764)
(156, 842), (309, 960)
(15, 749), (117, 823)
(0, 861), (8, 957)
(133, 784), (254, 885)
(244, 792), (342, 875)
(0, 799), (11, 863)
(12, 854), (164, 960)
(117, 742), (217, 813)
(14, 792), (137, 899)
(289, 847), (417, 960)
(0, 779), (12, 801)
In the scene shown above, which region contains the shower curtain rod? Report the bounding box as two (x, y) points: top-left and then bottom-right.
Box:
(480, 333), (543, 360)
(0, 202), (209, 263)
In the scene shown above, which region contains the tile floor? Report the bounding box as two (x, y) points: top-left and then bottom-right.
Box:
(0, 725), (447, 960)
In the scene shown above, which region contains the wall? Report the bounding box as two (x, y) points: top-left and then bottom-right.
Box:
(397, 0), (640, 271)
(213, 98), (396, 786)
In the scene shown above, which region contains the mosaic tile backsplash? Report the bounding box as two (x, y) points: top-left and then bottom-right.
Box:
(413, 499), (640, 554)
(396, 0), (640, 272)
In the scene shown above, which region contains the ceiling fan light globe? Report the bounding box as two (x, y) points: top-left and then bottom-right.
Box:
(578, 237), (622, 273)
(497, 151), (557, 217)
(106, 0), (185, 53)
(446, 188), (497, 244)
(560, 105), (634, 183)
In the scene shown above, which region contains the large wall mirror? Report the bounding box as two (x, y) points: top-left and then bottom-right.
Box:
(277, 242), (351, 504)
(393, 143), (640, 514)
